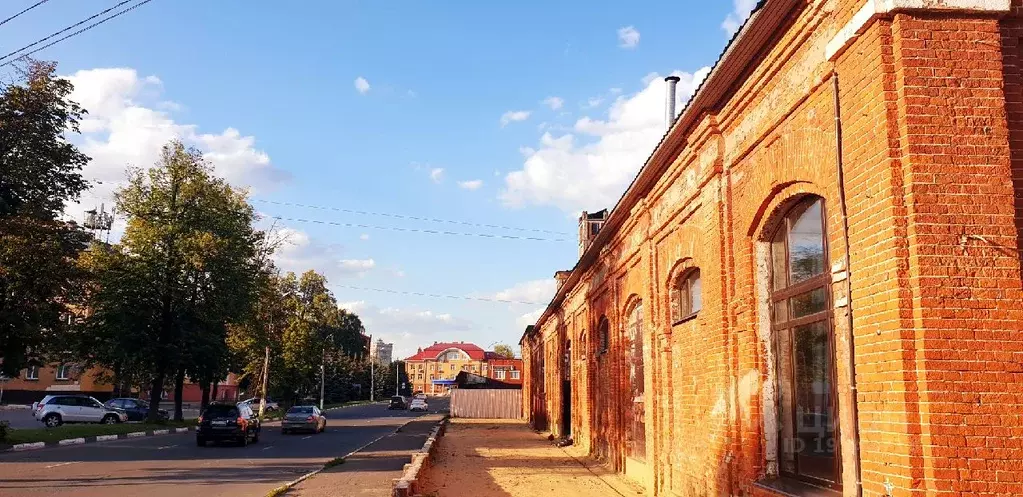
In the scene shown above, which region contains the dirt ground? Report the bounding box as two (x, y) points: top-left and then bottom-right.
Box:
(418, 419), (643, 497)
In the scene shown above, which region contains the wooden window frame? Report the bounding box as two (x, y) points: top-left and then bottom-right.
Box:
(768, 197), (842, 491)
(671, 268), (702, 325)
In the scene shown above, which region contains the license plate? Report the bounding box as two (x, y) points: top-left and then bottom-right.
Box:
(212, 420), (228, 426)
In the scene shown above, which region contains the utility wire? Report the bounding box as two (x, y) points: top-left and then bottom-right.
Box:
(0, 0), (51, 29)
(254, 198), (571, 236)
(333, 284), (543, 306)
(0, 0), (154, 66)
(265, 214), (570, 243)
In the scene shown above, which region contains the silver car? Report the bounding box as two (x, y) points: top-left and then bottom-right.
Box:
(33, 395), (128, 427)
(281, 405), (326, 434)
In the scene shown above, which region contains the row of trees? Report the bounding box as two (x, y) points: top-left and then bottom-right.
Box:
(0, 61), (383, 421)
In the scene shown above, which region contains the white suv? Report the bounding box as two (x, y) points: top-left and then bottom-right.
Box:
(33, 395), (128, 427)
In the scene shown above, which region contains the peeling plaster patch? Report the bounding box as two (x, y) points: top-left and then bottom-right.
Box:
(756, 240), (779, 476)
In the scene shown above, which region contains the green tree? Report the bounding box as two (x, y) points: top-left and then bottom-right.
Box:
(83, 141), (262, 421)
(492, 344), (516, 359)
(0, 60), (91, 376)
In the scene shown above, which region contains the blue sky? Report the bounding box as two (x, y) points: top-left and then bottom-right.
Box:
(1, 0), (756, 359)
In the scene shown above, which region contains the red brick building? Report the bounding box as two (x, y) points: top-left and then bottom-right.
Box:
(521, 1), (1023, 496)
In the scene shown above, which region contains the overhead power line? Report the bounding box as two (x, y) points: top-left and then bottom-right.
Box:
(0, 0), (155, 67)
(265, 215), (570, 243)
(253, 198), (571, 236)
(333, 284), (542, 306)
(0, 0), (51, 29)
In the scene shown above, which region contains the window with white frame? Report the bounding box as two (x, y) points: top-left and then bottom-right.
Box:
(510, 370), (520, 380)
(56, 364), (72, 380)
(495, 369), (506, 380)
(25, 366), (39, 380)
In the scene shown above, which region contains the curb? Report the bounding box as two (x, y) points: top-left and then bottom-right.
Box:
(391, 416), (449, 497)
(263, 413), (424, 497)
(0, 426), (196, 454)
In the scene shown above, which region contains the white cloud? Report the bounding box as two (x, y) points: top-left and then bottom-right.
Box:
(722, 0), (757, 36)
(542, 96), (564, 110)
(64, 68), (287, 228)
(271, 227), (377, 280)
(500, 110), (531, 127)
(354, 76), (371, 94)
(516, 308), (545, 329)
(337, 300), (476, 359)
(617, 26), (640, 49)
(586, 97), (604, 108)
(359, 233), (370, 241)
(430, 167), (445, 183)
(457, 179), (483, 190)
(500, 67), (711, 214)
(488, 279), (557, 305)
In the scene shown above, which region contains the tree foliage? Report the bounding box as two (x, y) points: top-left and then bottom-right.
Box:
(0, 61), (91, 376)
(492, 344), (516, 359)
(81, 141), (262, 420)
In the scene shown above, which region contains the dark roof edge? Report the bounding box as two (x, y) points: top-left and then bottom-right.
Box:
(521, 0), (799, 344)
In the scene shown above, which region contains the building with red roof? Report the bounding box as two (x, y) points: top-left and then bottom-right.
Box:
(405, 341), (521, 394)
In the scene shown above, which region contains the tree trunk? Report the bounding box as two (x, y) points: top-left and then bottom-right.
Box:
(212, 380), (219, 402)
(146, 372), (166, 422)
(173, 368), (185, 421)
(200, 382), (211, 411)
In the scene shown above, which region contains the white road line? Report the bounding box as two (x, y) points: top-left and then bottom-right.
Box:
(262, 445), (274, 451)
(44, 460), (79, 468)
(157, 444), (177, 450)
(302, 436), (312, 440)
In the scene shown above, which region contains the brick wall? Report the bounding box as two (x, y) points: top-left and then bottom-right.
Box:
(521, 1), (1023, 496)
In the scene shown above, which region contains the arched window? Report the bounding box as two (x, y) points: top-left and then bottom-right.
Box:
(596, 317), (609, 354)
(769, 196), (840, 488)
(671, 268), (702, 322)
(626, 301), (646, 462)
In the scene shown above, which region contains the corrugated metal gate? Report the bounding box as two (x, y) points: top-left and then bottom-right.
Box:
(450, 389), (523, 418)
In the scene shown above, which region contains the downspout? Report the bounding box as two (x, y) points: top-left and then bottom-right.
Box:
(832, 73), (862, 497)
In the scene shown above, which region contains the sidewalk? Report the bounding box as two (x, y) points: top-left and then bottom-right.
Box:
(288, 414), (445, 497)
(418, 419), (644, 497)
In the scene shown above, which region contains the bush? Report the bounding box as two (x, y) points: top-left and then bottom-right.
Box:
(0, 420), (9, 444)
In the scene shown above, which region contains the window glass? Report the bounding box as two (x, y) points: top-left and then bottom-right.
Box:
(203, 405), (239, 418)
(26, 366), (39, 380)
(790, 288), (828, 319)
(289, 406), (314, 414)
(690, 272), (702, 313)
(788, 199), (825, 284)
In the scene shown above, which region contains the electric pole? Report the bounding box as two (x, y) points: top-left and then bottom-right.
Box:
(395, 362), (399, 396)
(259, 346), (269, 418)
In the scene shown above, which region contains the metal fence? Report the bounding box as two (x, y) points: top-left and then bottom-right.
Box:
(450, 389), (523, 419)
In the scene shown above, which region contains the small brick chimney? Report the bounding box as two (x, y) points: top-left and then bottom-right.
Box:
(554, 270), (572, 291)
(578, 209), (609, 256)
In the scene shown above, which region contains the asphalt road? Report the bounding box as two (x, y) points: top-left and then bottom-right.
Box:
(0, 397), (449, 497)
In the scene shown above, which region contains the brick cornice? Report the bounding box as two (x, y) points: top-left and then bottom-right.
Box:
(826, 0), (1010, 61)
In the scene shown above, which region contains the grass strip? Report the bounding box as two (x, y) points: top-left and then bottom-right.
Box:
(6, 419), (195, 445)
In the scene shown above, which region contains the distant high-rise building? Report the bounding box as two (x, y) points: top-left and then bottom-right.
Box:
(370, 339), (393, 364)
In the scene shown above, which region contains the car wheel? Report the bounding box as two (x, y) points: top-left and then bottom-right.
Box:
(101, 414), (119, 424)
(43, 413), (62, 428)
(196, 437), (206, 447)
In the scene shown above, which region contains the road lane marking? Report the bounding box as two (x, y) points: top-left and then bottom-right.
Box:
(44, 461), (80, 469)
(262, 445), (274, 450)
(302, 436), (312, 440)
(157, 444), (177, 450)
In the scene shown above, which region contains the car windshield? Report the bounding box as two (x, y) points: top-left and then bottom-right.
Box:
(288, 406), (314, 414)
(391, 397), (403, 402)
(203, 405), (239, 418)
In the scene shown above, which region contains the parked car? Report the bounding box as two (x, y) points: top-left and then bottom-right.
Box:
(388, 396), (408, 410)
(33, 395), (128, 427)
(105, 398), (169, 422)
(409, 398), (428, 412)
(413, 392), (427, 400)
(196, 403), (260, 446)
(281, 405), (327, 434)
(239, 397), (279, 412)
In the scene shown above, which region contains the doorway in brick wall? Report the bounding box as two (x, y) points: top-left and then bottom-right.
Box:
(625, 301), (647, 466)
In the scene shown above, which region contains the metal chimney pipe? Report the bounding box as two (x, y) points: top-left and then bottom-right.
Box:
(664, 75), (681, 130)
